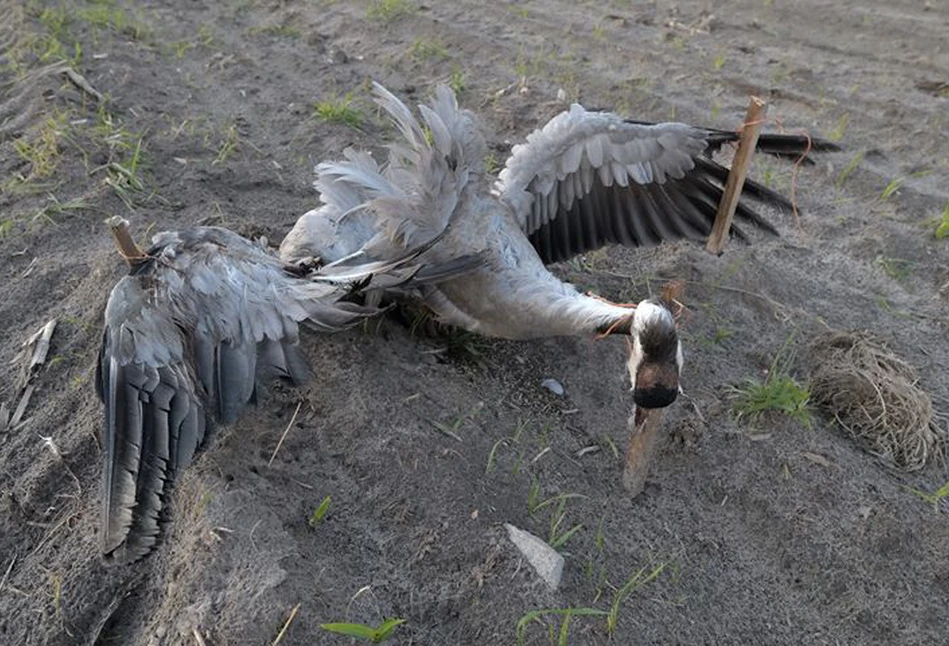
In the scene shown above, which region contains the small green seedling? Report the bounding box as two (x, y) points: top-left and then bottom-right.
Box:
(935, 200), (949, 239)
(319, 618), (405, 643)
(308, 495), (332, 528)
(835, 151), (864, 189)
(880, 177), (903, 200)
(906, 478), (949, 512)
(828, 113), (849, 141)
(606, 563), (666, 636)
(515, 607), (607, 646)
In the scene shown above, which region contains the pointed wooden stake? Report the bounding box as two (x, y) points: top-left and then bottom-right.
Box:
(622, 405), (665, 497)
(104, 216), (147, 266)
(706, 96), (768, 255)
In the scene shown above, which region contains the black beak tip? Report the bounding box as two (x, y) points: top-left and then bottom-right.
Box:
(632, 385), (679, 409)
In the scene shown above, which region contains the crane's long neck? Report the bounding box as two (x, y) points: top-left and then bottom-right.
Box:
(529, 287), (634, 338)
(439, 265), (634, 340)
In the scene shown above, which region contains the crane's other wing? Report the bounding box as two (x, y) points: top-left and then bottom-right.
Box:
(496, 104), (839, 264)
(96, 227), (371, 563)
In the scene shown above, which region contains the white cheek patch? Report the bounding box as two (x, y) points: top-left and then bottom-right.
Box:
(626, 334), (644, 390)
(632, 300), (673, 333)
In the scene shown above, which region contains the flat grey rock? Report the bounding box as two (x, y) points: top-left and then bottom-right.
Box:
(504, 523), (564, 590)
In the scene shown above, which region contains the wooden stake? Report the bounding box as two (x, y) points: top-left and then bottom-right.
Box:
(706, 96), (768, 255)
(622, 405), (665, 497)
(104, 216), (148, 266)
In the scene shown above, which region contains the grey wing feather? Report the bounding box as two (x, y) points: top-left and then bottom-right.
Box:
(95, 227), (363, 564)
(496, 104), (834, 264)
(98, 224), (478, 562)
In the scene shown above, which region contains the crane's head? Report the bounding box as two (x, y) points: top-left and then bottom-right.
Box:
(626, 294), (683, 409)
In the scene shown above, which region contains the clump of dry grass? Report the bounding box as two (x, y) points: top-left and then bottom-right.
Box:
(809, 330), (945, 470)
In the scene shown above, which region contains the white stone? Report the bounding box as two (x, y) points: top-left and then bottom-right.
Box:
(504, 523), (564, 590)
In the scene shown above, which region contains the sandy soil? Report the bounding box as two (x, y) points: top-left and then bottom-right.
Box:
(2, 0), (949, 644)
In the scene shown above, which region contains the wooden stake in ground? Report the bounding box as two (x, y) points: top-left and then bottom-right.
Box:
(104, 216), (148, 266)
(622, 405), (666, 496)
(706, 96), (769, 255)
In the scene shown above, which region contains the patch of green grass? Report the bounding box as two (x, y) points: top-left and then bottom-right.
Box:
(711, 51), (726, 71)
(606, 563), (666, 636)
(935, 200), (949, 239)
(485, 418), (528, 475)
(430, 405), (480, 442)
(32, 193), (90, 227)
(367, 0), (415, 21)
(319, 618), (405, 643)
(906, 477), (949, 511)
(0, 218), (15, 239)
(308, 495), (332, 527)
(248, 24), (301, 39)
(515, 607), (608, 646)
(530, 492), (587, 551)
(74, 3), (150, 42)
(514, 562), (667, 643)
(484, 151), (499, 175)
(448, 66), (466, 95)
(168, 39), (193, 58)
(314, 93), (364, 129)
(193, 488), (214, 519)
(197, 24), (215, 46)
(835, 151), (864, 189)
(104, 135), (148, 208)
(730, 372), (812, 429)
(13, 116), (64, 179)
(875, 255), (913, 282)
(409, 38), (448, 61)
(710, 99), (722, 121)
(828, 113), (849, 141)
(728, 339), (812, 429)
(213, 123), (239, 165)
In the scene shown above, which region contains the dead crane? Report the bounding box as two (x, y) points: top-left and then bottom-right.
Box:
(280, 83), (837, 408)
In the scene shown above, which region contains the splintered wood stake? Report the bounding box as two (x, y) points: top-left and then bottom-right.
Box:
(706, 96), (769, 255)
(105, 216), (147, 265)
(622, 405), (666, 497)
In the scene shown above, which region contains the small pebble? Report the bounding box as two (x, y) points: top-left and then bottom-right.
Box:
(541, 378), (564, 396)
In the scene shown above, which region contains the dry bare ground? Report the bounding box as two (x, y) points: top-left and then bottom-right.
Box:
(1, 0), (948, 644)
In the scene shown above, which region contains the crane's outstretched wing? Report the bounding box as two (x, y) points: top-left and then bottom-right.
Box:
(495, 104), (839, 264)
(96, 226), (448, 563)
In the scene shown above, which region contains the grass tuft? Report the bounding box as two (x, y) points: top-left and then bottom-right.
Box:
(448, 67), (466, 95)
(906, 478), (949, 511)
(367, 0), (415, 22)
(729, 338), (812, 429)
(409, 38), (448, 61)
(606, 563), (666, 636)
(934, 200), (949, 239)
(213, 123), (239, 165)
(835, 151), (864, 189)
(314, 93), (363, 129)
(515, 608), (607, 646)
(828, 113), (849, 141)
